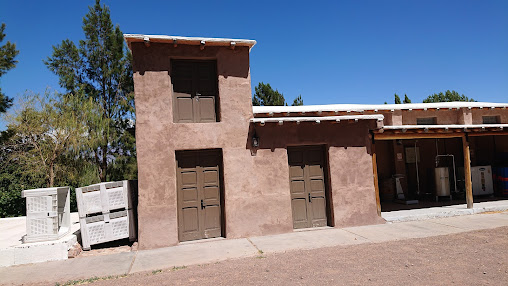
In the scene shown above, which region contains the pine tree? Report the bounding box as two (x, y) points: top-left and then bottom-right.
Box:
(0, 23), (19, 113)
(252, 82), (286, 106)
(403, 94), (411, 104)
(423, 90), (475, 103)
(44, 0), (135, 182)
(292, 95), (303, 106)
(252, 82), (304, 106)
(394, 93), (401, 104)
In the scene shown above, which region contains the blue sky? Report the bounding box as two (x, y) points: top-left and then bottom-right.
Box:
(0, 0), (507, 126)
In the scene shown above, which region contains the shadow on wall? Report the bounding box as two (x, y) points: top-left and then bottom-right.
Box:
(130, 42), (250, 79)
(245, 121), (376, 155)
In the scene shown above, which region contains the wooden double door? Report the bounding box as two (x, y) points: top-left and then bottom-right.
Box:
(288, 146), (329, 229)
(176, 149), (223, 242)
(171, 60), (218, 123)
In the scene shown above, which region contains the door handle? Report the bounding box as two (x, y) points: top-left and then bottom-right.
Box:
(308, 193), (312, 203)
(201, 199), (204, 209)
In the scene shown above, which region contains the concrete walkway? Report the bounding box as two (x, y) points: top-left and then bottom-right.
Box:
(1, 211), (507, 285)
(0, 213), (81, 267)
(382, 199), (508, 222)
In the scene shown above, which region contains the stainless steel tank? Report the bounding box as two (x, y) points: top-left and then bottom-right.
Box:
(434, 167), (450, 197)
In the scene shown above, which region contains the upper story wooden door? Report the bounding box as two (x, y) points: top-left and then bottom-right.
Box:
(172, 60), (218, 123)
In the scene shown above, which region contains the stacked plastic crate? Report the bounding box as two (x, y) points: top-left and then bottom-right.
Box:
(21, 187), (71, 243)
(76, 180), (137, 250)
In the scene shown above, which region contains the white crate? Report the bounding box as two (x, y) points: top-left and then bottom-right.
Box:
(21, 187), (71, 243)
(79, 209), (136, 250)
(76, 180), (137, 217)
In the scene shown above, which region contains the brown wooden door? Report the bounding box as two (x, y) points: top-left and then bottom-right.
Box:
(172, 60), (218, 123)
(176, 150), (222, 242)
(288, 146), (328, 229)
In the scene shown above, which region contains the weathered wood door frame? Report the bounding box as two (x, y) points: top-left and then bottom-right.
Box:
(287, 145), (332, 229)
(171, 59), (219, 123)
(176, 149), (225, 242)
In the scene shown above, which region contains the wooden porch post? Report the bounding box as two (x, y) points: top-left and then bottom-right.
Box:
(371, 136), (382, 216)
(462, 134), (474, 208)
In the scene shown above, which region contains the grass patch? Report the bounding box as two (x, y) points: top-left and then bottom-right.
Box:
(172, 265), (187, 271)
(151, 269), (162, 275)
(258, 249), (264, 254)
(55, 274), (127, 286)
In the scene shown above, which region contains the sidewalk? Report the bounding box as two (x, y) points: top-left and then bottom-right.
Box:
(1, 211), (508, 285)
(382, 199), (508, 222)
(0, 213), (81, 267)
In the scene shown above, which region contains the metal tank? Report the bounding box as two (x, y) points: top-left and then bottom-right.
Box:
(434, 167), (451, 197)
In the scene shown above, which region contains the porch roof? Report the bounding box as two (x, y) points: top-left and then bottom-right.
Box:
(124, 34), (256, 49)
(250, 114), (384, 125)
(253, 102), (508, 116)
(381, 124), (508, 131)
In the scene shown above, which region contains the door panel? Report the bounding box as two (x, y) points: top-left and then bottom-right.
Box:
(182, 187), (198, 202)
(181, 207), (200, 241)
(288, 146), (329, 229)
(310, 196), (327, 227)
(291, 198), (309, 229)
(177, 150), (223, 242)
(290, 180), (305, 194)
(197, 96), (216, 122)
(175, 93), (194, 123)
(202, 205), (221, 238)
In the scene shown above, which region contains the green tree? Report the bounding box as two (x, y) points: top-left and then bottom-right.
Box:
(403, 94), (411, 104)
(252, 82), (286, 106)
(394, 93), (401, 104)
(0, 23), (19, 113)
(5, 90), (98, 187)
(292, 95), (304, 106)
(423, 90), (475, 103)
(252, 82), (304, 106)
(44, 0), (135, 182)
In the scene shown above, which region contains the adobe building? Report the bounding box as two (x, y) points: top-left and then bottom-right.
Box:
(124, 34), (508, 250)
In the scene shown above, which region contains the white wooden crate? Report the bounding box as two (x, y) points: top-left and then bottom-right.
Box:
(76, 180), (137, 217)
(21, 187), (71, 243)
(79, 209), (136, 250)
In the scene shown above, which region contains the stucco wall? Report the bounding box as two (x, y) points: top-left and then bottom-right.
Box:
(471, 109), (508, 124)
(251, 121), (385, 229)
(131, 42), (383, 250)
(132, 42), (258, 249)
(402, 109), (459, 125)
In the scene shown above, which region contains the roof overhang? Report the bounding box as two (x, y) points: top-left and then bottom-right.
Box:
(250, 114), (384, 125)
(124, 34), (256, 50)
(253, 102), (508, 117)
(374, 124), (508, 140)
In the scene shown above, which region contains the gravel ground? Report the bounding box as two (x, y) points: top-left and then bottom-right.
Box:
(81, 226), (508, 286)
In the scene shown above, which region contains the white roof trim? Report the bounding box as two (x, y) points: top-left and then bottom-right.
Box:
(124, 34), (256, 48)
(251, 114), (384, 124)
(382, 124), (508, 130)
(253, 102), (508, 114)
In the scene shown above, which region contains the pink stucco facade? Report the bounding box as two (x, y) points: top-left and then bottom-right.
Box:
(127, 35), (508, 250)
(129, 40), (383, 249)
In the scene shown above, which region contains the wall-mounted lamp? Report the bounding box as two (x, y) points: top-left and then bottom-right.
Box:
(252, 131), (259, 148)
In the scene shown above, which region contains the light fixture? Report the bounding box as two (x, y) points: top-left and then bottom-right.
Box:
(252, 130), (259, 148)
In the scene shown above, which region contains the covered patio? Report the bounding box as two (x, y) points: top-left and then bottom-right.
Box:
(371, 124), (508, 215)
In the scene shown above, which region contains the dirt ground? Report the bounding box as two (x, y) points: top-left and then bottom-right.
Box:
(74, 226), (508, 286)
